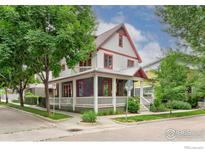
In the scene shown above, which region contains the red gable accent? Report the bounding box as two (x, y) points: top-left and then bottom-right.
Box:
(122, 24), (142, 63)
(134, 68), (148, 80)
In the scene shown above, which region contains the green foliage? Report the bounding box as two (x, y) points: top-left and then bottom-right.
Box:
(97, 109), (124, 116)
(156, 6), (205, 104)
(167, 101), (192, 110)
(115, 109), (205, 123)
(128, 97), (140, 113)
(81, 110), (97, 123)
(7, 103), (70, 120)
(150, 100), (167, 112)
(25, 96), (38, 105)
(155, 51), (188, 103)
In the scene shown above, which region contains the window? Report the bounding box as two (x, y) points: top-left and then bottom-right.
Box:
(62, 82), (72, 97)
(61, 64), (65, 71)
(104, 54), (113, 69)
(77, 78), (93, 97)
(127, 60), (134, 67)
(119, 34), (123, 47)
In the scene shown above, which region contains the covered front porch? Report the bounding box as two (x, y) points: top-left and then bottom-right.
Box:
(49, 70), (146, 113)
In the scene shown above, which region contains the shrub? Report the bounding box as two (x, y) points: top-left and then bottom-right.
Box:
(188, 96), (198, 108)
(169, 101), (192, 110)
(97, 109), (114, 116)
(128, 97), (140, 113)
(150, 103), (167, 112)
(97, 109), (124, 116)
(150, 99), (167, 112)
(38, 97), (46, 108)
(25, 96), (39, 105)
(81, 110), (97, 123)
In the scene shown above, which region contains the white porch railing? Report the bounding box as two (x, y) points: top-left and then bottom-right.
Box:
(72, 66), (92, 73)
(76, 97), (94, 107)
(116, 96), (127, 107)
(98, 97), (113, 108)
(141, 96), (152, 108)
(49, 97), (72, 107)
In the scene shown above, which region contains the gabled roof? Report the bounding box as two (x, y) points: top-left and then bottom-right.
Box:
(95, 23), (142, 63)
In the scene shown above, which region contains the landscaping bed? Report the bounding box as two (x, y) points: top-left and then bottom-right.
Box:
(3, 102), (71, 120)
(115, 109), (205, 123)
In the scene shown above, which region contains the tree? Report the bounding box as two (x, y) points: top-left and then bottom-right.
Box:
(155, 51), (188, 103)
(0, 44), (13, 104)
(25, 6), (96, 114)
(156, 6), (205, 100)
(0, 6), (35, 106)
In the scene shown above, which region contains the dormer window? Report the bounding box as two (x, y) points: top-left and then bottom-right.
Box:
(127, 59), (134, 67)
(104, 53), (113, 69)
(61, 64), (65, 71)
(119, 34), (123, 47)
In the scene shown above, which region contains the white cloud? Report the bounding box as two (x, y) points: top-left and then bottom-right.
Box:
(139, 42), (164, 65)
(96, 20), (147, 43)
(112, 11), (125, 23)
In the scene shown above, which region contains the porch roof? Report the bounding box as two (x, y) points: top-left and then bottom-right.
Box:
(49, 67), (148, 83)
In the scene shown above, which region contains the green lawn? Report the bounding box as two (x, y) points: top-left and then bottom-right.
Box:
(3, 102), (71, 120)
(115, 109), (205, 123)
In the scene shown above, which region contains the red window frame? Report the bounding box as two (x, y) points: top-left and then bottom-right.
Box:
(119, 34), (123, 47)
(127, 59), (134, 67)
(104, 53), (113, 69)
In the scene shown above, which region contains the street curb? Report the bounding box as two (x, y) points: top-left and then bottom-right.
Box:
(113, 114), (205, 125)
(6, 106), (71, 123)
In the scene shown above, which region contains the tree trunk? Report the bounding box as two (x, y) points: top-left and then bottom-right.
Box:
(19, 90), (24, 107)
(44, 55), (50, 115)
(5, 88), (8, 104)
(44, 77), (50, 115)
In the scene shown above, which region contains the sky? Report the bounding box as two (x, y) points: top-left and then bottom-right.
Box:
(92, 6), (177, 66)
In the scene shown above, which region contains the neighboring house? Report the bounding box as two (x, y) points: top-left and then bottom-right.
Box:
(27, 72), (55, 97)
(49, 23), (148, 113)
(134, 58), (162, 105)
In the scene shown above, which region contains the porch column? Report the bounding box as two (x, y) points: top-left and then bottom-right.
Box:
(140, 80), (144, 104)
(72, 79), (76, 111)
(59, 82), (62, 109)
(112, 77), (116, 113)
(94, 75), (98, 113)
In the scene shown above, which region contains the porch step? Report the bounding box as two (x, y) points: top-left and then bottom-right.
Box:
(140, 103), (149, 112)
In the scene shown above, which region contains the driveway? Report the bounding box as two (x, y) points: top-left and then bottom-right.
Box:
(52, 115), (205, 141)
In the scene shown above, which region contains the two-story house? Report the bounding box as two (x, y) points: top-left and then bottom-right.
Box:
(49, 23), (148, 113)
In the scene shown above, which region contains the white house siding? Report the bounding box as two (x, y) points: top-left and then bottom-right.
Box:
(101, 32), (136, 58)
(97, 49), (139, 71)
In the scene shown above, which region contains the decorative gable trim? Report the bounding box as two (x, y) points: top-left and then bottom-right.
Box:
(134, 68), (148, 79)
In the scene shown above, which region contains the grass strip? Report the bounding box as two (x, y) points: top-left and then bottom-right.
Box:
(115, 109), (205, 123)
(3, 102), (71, 120)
